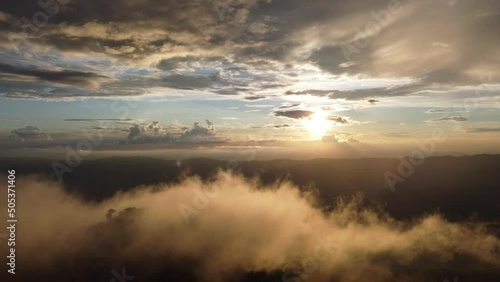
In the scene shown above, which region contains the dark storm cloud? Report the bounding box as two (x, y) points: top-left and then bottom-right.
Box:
(273, 110), (314, 119)
(0, 63), (113, 88)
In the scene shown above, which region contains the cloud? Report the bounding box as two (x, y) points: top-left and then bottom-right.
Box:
(213, 88), (251, 96)
(321, 135), (339, 143)
(179, 119), (222, 143)
(278, 103), (301, 109)
(9, 126), (53, 143)
(159, 73), (226, 90)
(10, 173), (500, 281)
(90, 126), (129, 132)
(426, 109), (468, 114)
(122, 119), (224, 144)
(244, 95), (267, 101)
(327, 115), (351, 125)
(304, 1), (500, 83)
(285, 69), (484, 101)
(245, 104), (274, 108)
(273, 124), (291, 129)
(379, 132), (411, 138)
(0, 63), (113, 88)
(466, 127), (500, 133)
(124, 121), (170, 144)
(286, 87), (415, 101)
(273, 110), (314, 119)
(322, 134), (359, 143)
(1, 0), (500, 101)
(0, 78), (147, 100)
(156, 56), (225, 71)
(64, 118), (136, 122)
(428, 116), (468, 123)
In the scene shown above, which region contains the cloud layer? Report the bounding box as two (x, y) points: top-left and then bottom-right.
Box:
(8, 172), (500, 282)
(1, 0), (500, 100)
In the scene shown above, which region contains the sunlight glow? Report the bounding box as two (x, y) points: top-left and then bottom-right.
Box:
(302, 111), (332, 140)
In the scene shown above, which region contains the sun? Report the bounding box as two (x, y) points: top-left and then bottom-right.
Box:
(302, 111), (332, 140)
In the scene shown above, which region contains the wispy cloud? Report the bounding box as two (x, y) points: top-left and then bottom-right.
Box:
(427, 116), (468, 123)
(466, 127), (500, 133)
(273, 110), (314, 119)
(64, 118), (136, 122)
(426, 109), (468, 114)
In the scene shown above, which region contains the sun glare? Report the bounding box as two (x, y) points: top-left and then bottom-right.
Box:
(303, 111), (332, 140)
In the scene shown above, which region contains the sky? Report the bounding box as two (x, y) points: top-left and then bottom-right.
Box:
(0, 0), (499, 159)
